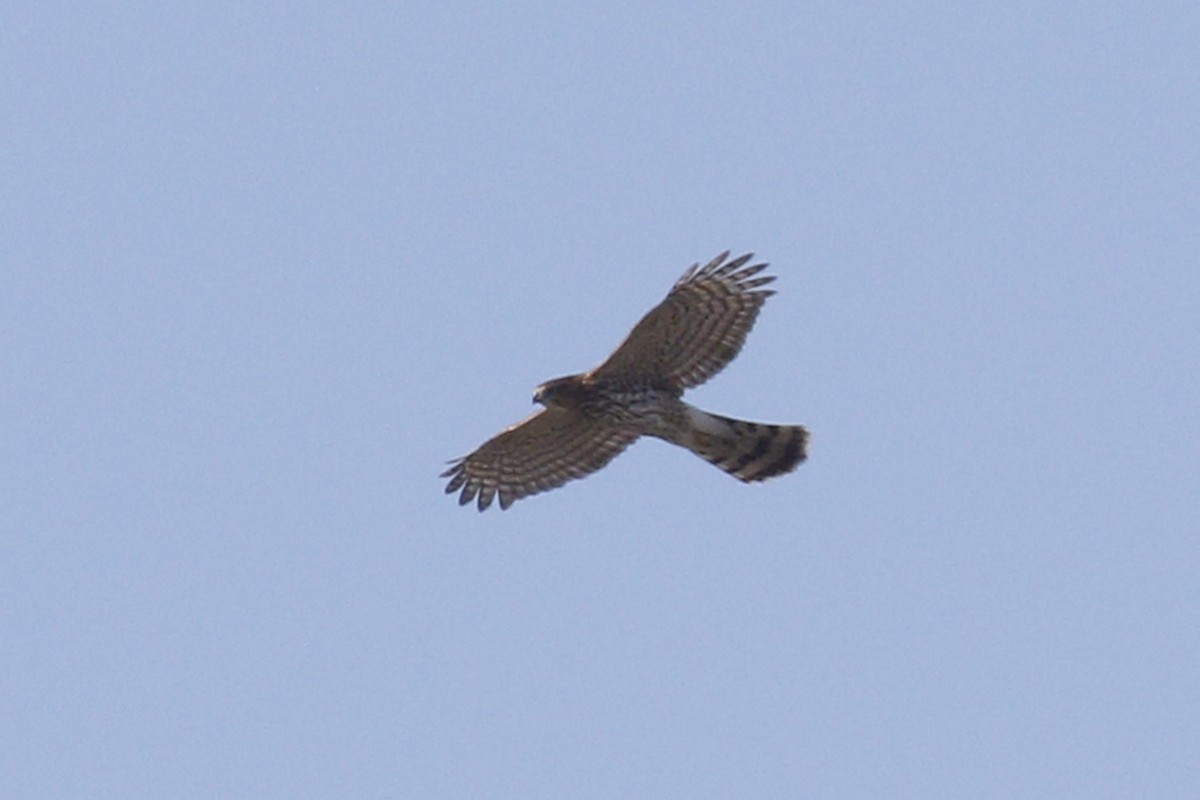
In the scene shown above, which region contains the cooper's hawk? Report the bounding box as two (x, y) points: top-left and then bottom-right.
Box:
(442, 251), (809, 510)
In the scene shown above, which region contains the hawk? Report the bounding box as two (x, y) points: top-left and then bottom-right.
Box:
(442, 251), (809, 510)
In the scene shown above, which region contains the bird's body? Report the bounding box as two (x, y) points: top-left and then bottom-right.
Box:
(534, 374), (682, 431)
(443, 252), (809, 510)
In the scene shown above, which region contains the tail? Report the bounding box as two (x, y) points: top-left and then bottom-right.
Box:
(673, 404), (809, 482)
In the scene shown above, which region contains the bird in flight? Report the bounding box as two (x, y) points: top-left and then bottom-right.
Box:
(442, 252), (808, 510)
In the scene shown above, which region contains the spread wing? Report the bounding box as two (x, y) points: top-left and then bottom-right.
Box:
(589, 252), (776, 390)
(441, 408), (638, 511)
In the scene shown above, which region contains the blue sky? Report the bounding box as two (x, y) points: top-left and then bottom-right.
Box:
(3, 2), (1198, 797)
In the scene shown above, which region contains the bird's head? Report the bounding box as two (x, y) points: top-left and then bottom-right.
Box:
(533, 374), (586, 409)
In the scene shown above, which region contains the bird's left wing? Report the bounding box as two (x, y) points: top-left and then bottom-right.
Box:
(590, 252), (776, 390)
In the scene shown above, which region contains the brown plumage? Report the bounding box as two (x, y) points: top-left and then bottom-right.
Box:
(442, 252), (808, 510)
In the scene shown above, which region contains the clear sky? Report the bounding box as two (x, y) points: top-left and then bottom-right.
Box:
(4, 2), (1197, 798)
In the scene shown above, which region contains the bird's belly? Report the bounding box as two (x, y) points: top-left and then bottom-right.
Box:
(586, 388), (683, 437)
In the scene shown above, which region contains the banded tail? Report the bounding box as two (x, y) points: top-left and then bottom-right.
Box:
(674, 404), (809, 482)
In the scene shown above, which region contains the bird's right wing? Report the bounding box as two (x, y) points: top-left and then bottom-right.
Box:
(441, 408), (638, 511)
